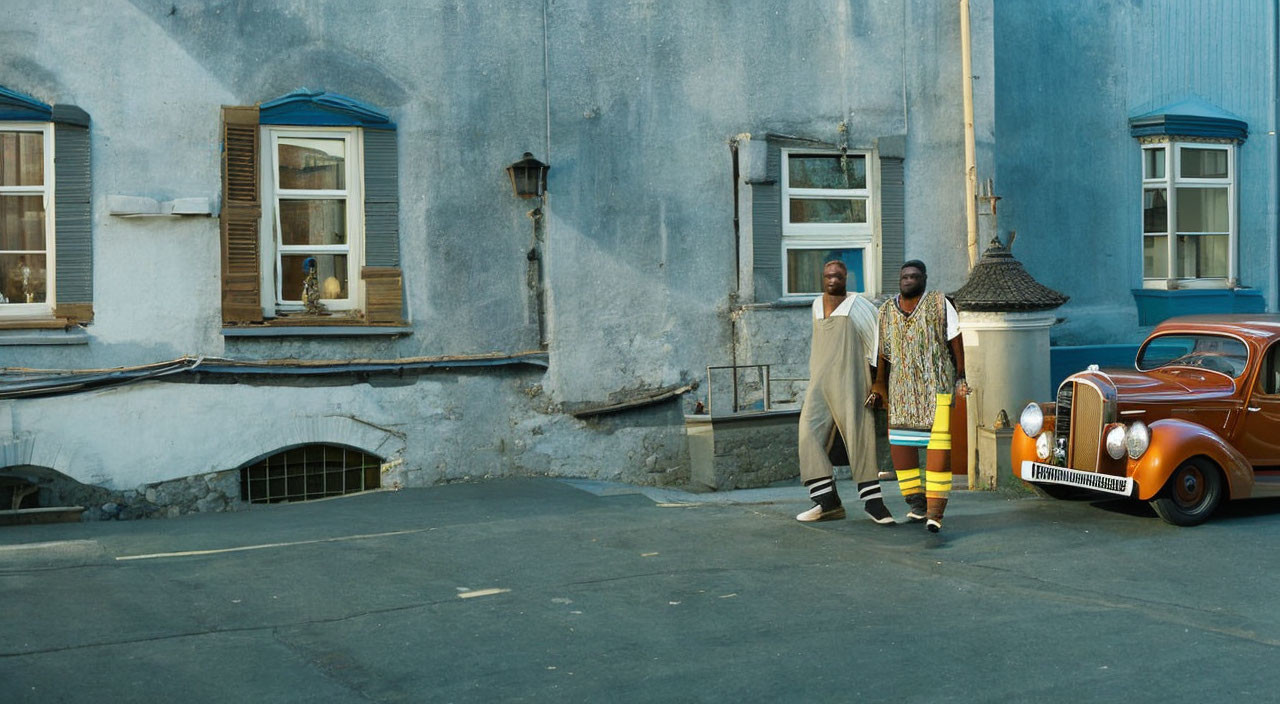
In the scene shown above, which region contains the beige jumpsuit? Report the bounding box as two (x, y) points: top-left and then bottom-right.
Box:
(798, 301), (877, 484)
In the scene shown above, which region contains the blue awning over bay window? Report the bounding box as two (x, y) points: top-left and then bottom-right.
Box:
(1128, 97), (1248, 141)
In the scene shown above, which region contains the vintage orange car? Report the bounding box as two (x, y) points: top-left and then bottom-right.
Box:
(1012, 314), (1280, 525)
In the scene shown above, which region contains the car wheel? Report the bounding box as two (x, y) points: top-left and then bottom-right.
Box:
(1149, 459), (1223, 526)
(1028, 482), (1088, 500)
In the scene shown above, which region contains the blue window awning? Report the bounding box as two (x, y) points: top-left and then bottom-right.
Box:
(1129, 98), (1247, 141)
(0, 85), (52, 122)
(259, 88), (394, 129)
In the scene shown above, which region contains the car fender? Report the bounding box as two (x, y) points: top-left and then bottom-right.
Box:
(1128, 418), (1252, 501)
(1011, 422), (1041, 473)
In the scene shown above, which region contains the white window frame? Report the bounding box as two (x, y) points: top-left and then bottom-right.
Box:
(0, 122), (55, 319)
(1140, 140), (1236, 289)
(780, 148), (877, 296)
(259, 126), (364, 315)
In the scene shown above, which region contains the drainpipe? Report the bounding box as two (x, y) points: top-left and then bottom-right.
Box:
(960, 0), (979, 270)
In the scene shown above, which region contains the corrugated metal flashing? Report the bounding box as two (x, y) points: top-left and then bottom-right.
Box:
(0, 85), (52, 122)
(259, 88), (395, 128)
(1129, 98), (1248, 141)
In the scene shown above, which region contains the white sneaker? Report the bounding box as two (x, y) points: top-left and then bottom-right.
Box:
(795, 504), (847, 522)
(926, 518), (942, 533)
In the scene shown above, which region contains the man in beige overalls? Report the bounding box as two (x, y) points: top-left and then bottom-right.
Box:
(795, 260), (893, 524)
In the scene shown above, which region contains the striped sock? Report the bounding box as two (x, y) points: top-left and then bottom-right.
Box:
(925, 470), (952, 499)
(804, 477), (841, 510)
(856, 480), (882, 502)
(896, 467), (923, 497)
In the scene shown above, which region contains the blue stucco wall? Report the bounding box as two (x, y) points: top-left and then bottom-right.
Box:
(0, 0), (995, 490)
(994, 0), (1278, 346)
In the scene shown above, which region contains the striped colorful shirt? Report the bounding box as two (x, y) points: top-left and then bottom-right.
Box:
(877, 290), (959, 430)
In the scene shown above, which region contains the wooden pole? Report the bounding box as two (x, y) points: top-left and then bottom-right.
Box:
(960, 0), (979, 269)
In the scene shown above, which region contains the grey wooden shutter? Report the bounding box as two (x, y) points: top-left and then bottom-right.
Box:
(51, 105), (92, 323)
(220, 106), (263, 324)
(879, 156), (905, 297)
(751, 139), (782, 302)
(361, 127), (404, 322)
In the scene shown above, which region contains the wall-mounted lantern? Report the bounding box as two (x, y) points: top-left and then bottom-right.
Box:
(506, 152), (549, 199)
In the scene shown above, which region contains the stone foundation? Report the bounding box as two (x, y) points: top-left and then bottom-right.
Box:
(38, 469), (245, 521)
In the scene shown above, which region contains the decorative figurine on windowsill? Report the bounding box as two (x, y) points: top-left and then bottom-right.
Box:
(302, 256), (327, 315)
(20, 261), (33, 304)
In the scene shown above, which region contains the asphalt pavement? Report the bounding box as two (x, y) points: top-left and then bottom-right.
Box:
(2, 477), (1279, 703)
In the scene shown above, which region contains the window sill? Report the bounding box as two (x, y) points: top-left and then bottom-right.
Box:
(0, 327), (89, 346)
(222, 324), (412, 338)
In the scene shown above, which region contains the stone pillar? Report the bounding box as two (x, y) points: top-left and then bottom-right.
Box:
(960, 310), (1056, 489)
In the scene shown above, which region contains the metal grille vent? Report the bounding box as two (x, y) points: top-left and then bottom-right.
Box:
(240, 444), (381, 504)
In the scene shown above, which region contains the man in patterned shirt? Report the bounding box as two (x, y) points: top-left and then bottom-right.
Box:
(866, 260), (969, 532)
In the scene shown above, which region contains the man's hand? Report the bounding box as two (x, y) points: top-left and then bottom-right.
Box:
(955, 377), (971, 398)
(865, 382), (888, 409)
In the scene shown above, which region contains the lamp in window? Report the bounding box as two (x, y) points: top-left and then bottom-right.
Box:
(506, 152), (549, 199)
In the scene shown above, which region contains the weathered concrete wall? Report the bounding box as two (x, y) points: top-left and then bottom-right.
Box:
(993, 0), (1278, 345)
(1, 0), (993, 496)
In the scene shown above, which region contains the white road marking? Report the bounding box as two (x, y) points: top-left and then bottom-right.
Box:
(457, 588), (510, 599)
(114, 527), (436, 561)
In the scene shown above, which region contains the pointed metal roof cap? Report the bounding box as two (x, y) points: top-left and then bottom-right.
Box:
(950, 235), (1068, 312)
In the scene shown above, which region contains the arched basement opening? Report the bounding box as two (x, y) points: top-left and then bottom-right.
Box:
(239, 444), (383, 504)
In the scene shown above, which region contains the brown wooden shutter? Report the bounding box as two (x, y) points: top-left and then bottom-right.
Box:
(220, 106), (262, 324)
(361, 266), (404, 323)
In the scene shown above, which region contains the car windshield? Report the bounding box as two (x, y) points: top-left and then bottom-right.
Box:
(1136, 334), (1250, 377)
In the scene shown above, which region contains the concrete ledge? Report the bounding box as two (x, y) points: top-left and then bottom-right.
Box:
(222, 326), (413, 338)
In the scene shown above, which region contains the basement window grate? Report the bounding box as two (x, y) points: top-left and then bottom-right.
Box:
(239, 444), (381, 504)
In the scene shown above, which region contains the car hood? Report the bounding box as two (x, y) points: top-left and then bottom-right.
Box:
(1071, 368), (1237, 402)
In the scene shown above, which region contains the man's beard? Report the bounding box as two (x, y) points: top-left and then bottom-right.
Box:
(900, 282), (925, 297)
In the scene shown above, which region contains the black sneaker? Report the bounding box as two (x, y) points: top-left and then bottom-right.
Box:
(863, 498), (894, 525)
(905, 495), (927, 522)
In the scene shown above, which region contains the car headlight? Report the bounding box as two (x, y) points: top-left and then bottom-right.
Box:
(1105, 424), (1127, 460)
(1020, 402), (1044, 437)
(1035, 431), (1054, 461)
(1125, 421), (1150, 460)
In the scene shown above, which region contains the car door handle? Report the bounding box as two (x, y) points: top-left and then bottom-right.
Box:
(1248, 406), (1262, 412)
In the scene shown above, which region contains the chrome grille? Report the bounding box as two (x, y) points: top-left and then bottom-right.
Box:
(1055, 382), (1072, 440)
(1069, 382), (1105, 471)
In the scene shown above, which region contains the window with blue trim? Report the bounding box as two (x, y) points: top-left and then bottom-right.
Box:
(0, 86), (92, 324)
(220, 89), (403, 326)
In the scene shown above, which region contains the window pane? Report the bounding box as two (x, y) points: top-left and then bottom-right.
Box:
(788, 155), (866, 189)
(786, 248), (865, 294)
(279, 199), (347, 245)
(790, 198), (866, 224)
(1175, 187), (1228, 232)
(1175, 234), (1229, 279)
(1143, 235), (1168, 279)
(0, 253), (46, 304)
(1142, 189), (1167, 233)
(1181, 148), (1228, 179)
(1143, 147), (1165, 180)
(0, 131), (43, 187)
(0, 195), (46, 251)
(278, 137), (346, 190)
(281, 254), (348, 302)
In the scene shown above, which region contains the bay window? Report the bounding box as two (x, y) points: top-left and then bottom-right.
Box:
(1141, 141), (1234, 286)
